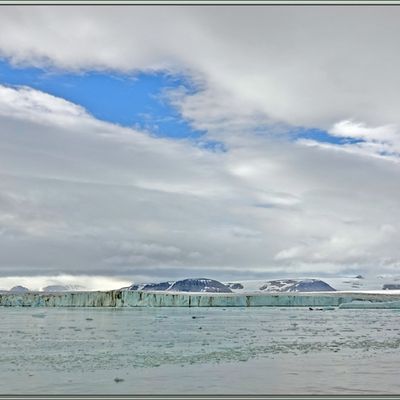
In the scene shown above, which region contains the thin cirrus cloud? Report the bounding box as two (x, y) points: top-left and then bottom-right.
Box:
(0, 6), (400, 288)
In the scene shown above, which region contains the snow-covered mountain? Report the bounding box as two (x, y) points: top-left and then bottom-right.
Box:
(169, 278), (232, 293)
(9, 285), (30, 293)
(259, 279), (336, 292)
(41, 284), (86, 292)
(125, 275), (398, 294)
(225, 282), (244, 289)
(128, 281), (174, 291)
(128, 278), (232, 293)
(382, 284), (400, 290)
(222, 276), (376, 292)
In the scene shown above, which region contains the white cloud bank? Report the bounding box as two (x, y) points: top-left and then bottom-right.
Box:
(1, 6), (400, 286)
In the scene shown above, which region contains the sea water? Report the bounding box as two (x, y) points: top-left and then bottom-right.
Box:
(0, 307), (400, 394)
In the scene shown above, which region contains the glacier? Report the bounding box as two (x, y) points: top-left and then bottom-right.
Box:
(1, 290), (400, 308)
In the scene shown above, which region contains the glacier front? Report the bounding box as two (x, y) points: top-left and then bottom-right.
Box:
(2, 290), (400, 308)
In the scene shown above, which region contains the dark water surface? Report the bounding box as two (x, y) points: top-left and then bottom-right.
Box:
(0, 307), (399, 394)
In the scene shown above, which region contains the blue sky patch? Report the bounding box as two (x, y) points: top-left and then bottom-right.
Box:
(293, 127), (364, 145)
(0, 58), (357, 152)
(0, 58), (206, 141)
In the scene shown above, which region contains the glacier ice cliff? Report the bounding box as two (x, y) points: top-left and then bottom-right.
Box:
(339, 299), (400, 309)
(1, 290), (400, 308)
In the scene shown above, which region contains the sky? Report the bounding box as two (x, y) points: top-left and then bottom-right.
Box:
(1, 5), (400, 290)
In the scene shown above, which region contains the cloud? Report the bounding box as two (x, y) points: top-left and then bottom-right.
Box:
(0, 274), (130, 291)
(330, 121), (397, 141)
(1, 84), (400, 284)
(1, 7), (400, 284)
(1, 7), (400, 131)
(299, 120), (400, 161)
(0, 85), (87, 123)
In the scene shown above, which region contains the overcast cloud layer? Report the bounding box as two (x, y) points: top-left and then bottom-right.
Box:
(1, 6), (400, 288)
